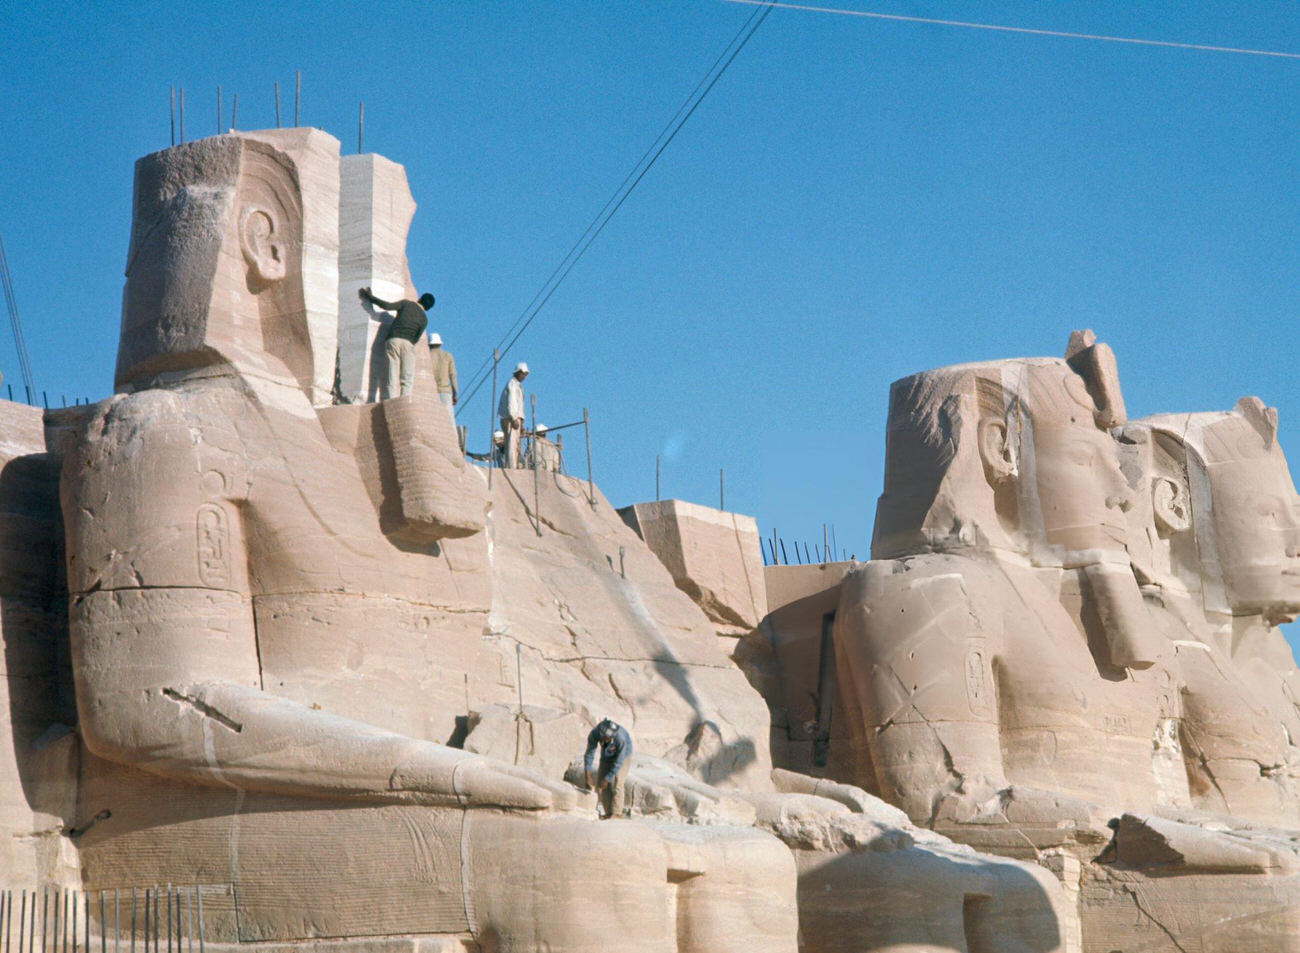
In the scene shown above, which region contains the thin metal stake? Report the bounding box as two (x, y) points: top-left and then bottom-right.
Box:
(164, 888), (170, 953)
(41, 886), (48, 953)
(488, 349), (499, 489)
(114, 890), (119, 953)
(231, 94), (238, 130)
(128, 890), (135, 953)
(531, 393), (540, 536)
(583, 408), (594, 507)
(274, 82), (281, 127)
(68, 894), (73, 953)
(83, 894), (88, 953)
(194, 889), (203, 953)
(1, 890), (6, 953)
(182, 892), (190, 953)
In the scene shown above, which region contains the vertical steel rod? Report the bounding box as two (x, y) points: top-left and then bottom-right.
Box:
(67, 893), (73, 953)
(488, 349), (499, 489)
(194, 889), (203, 953)
(231, 94), (238, 130)
(164, 889), (170, 953)
(113, 890), (119, 953)
(531, 393), (540, 536)
(183, 892), (190, 953)
(583, 408), (594, 507)
(274, 83), (281, 128)
(129, 890), (135, 953)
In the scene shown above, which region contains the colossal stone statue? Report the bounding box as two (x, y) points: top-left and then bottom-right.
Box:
(60, 129), (800, 952)
(836, 340), (1178, 846)
(816, 334), (1300, 951)
(1122, 400), (1300, 823)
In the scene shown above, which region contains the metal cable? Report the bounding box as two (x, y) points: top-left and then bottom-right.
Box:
(457, 2), (775, 414)
(0, 232), (35, 402)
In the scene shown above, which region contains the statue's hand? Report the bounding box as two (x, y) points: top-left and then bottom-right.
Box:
(933, 784), (1109, 847)
(391, 747), (577, 811)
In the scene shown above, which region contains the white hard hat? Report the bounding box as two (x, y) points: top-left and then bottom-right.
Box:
(427, 332), (442, 347)
(492, 430), (505, 443)
(535, 424), (548, 435)
(514, 362), (529, 375)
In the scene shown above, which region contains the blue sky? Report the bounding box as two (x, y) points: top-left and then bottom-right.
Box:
(2, 1), (1299, 634)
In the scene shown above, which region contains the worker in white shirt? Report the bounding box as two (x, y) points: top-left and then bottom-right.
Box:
(497, 362), (529, 469)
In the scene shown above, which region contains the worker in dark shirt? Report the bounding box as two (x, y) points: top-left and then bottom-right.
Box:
(358, 287), (434, 399)
(583, 718), (633, 819)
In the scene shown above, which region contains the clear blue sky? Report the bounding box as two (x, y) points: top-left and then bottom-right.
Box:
(3, 1), (1299, 636)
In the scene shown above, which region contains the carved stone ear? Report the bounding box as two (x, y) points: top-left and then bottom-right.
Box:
(240, 207), (286, 284)
(978, 417), (1016, 483)
(1152, 475), (1191, 535)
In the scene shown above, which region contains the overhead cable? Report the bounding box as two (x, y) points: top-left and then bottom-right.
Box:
(0, 232), (35, 403)
(725, 0), (1300, 60)
(456, 2), (775, 414)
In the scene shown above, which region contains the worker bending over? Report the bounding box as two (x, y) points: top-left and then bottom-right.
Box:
(358, 286), (434, 399)
(583, 718), (633, 820)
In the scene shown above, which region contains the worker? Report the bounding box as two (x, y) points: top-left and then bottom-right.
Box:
(427, 332), (458, 419)
(497, 362), (529, 469)
(583, 718), (633, 820)
(466, 430), (506, 468)
(525, 424), (562, 472)
(358, 286), (434, 399)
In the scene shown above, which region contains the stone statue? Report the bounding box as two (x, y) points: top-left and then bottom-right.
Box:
(836, 339), (1179, 846)
(823, 334), (1300, 951)
(61, 129), (800, 952)
(1121, 400), (1300, 823)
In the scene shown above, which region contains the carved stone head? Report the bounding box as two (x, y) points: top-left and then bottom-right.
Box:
(117, 130), (340, 403)
(872, 332), (1130, 567)
(1133, 399), (1300, 623)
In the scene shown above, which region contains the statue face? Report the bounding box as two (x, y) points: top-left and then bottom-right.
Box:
(1022, 367), (1131, 558)
(1201, 416), (1300, 621)
(118, 138), (243, 387)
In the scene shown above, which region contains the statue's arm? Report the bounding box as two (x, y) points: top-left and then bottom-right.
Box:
(834, 562), (1008, 823)
(62, 395), (568, 810)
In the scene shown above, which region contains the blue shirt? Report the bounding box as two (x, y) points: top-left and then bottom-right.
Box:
(584, 721), (632, 777)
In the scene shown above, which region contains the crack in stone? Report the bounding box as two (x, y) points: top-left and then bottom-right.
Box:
(162, 687), (243, 732)
(1124, 883), (1190, 953)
